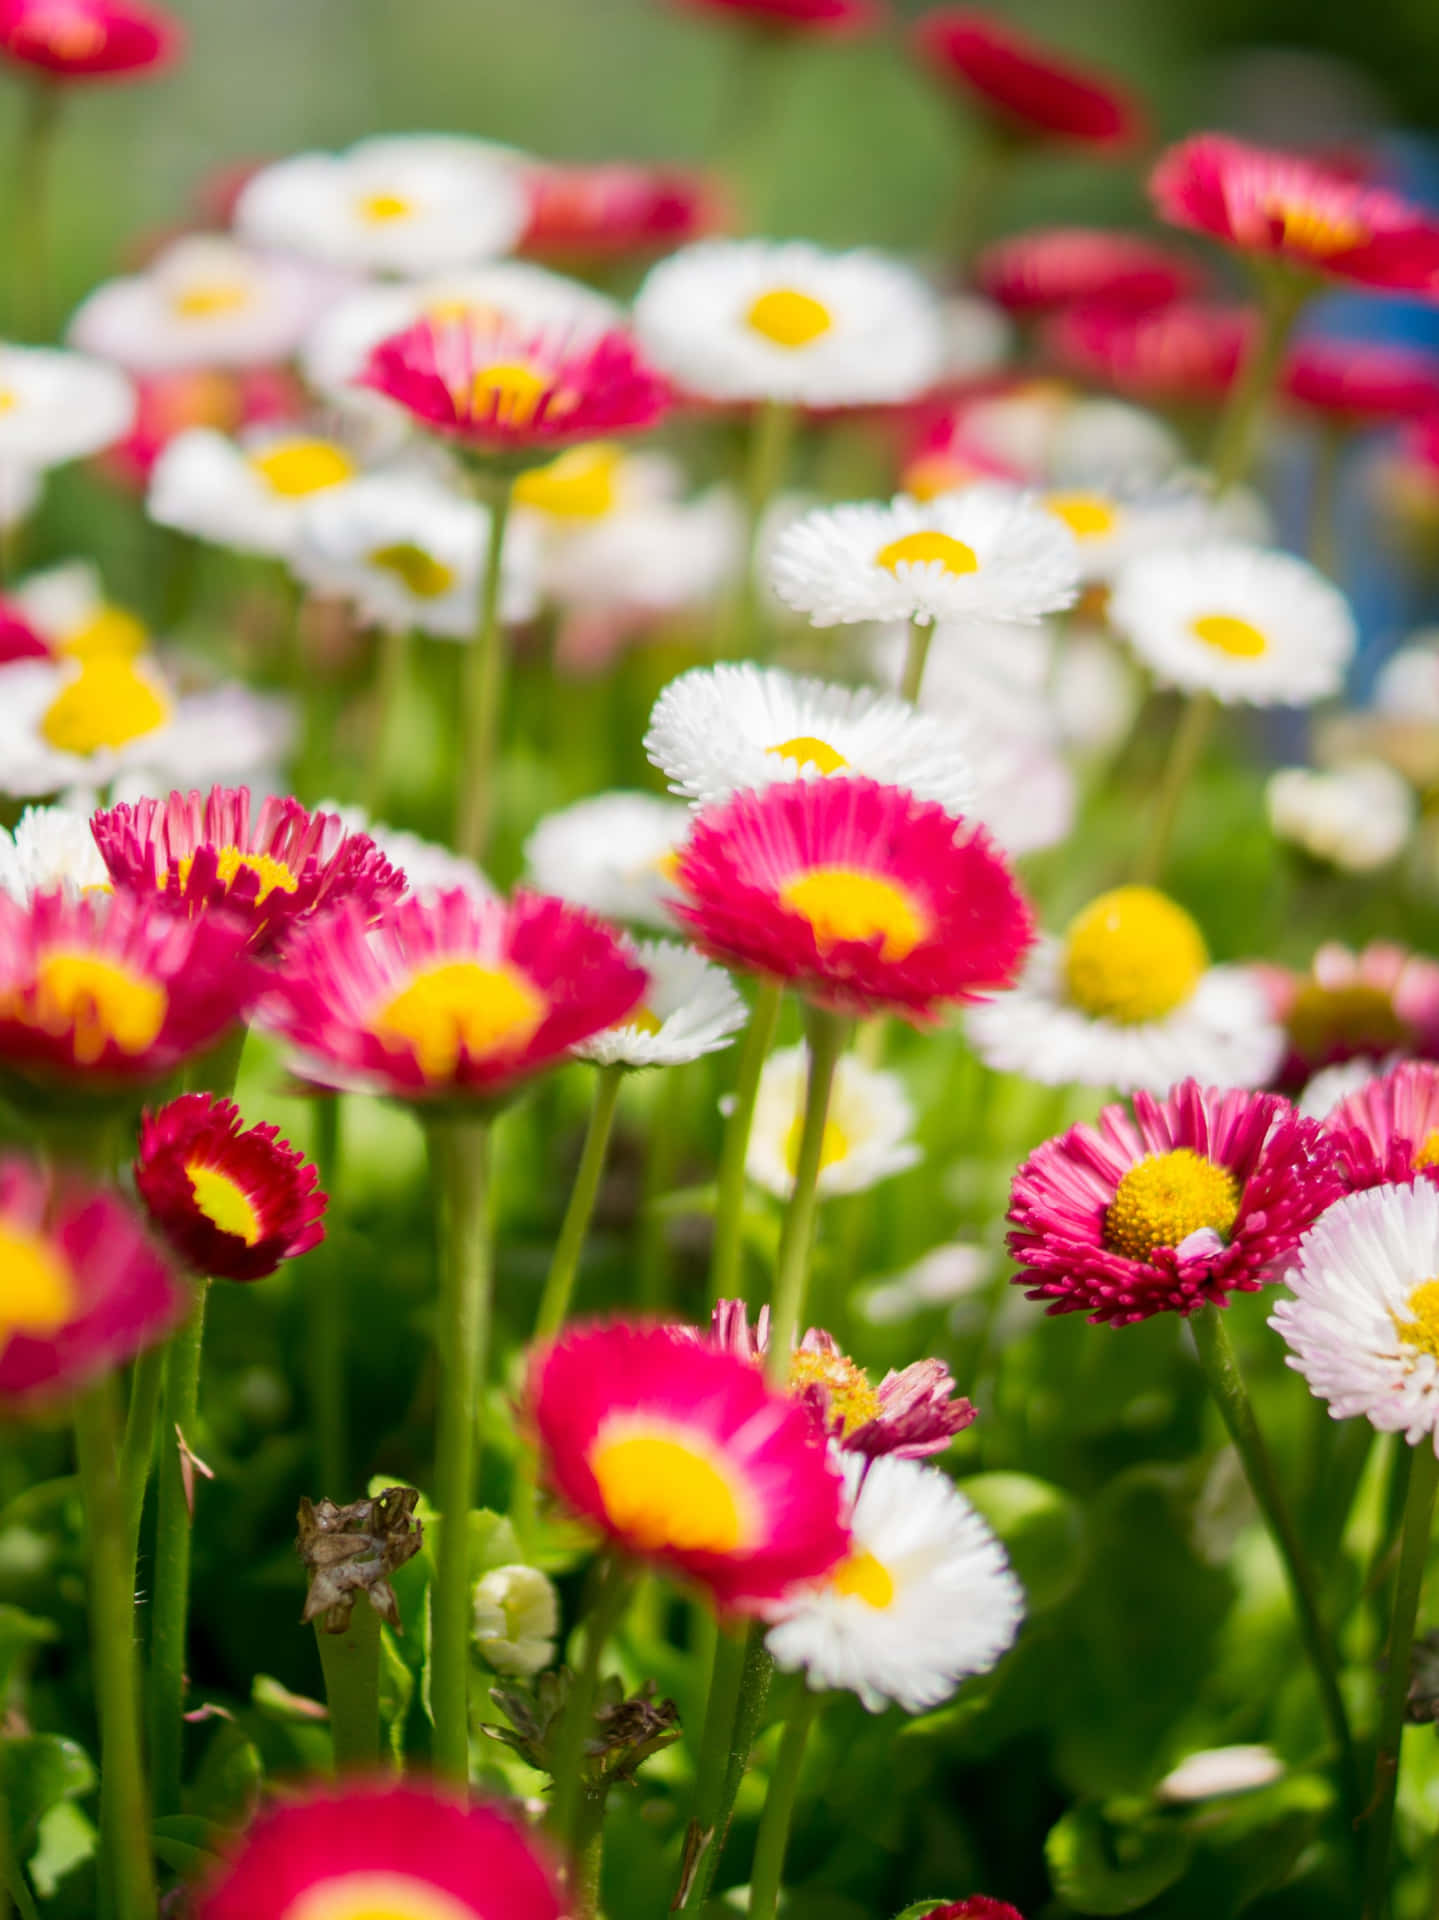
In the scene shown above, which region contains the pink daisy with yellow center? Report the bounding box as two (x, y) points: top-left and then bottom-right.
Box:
(1326, 1060), (1439, 1194)
(0, 0), (182, 81)
(134, 1092), (326, 1282)
(528, 1320), (850, 1611)
(521, 162), (727, 263)
(1283, 337), (1439, 424)
(672, 776), (1034, 1021)
(1254, 941), (1439, 1088)
(1044, 298), (1256, 405)
(260, 888), (646, 1105)
(92, 785), (405, 957)
(192, 1781), (563, 1920)
(976, 227), (1201, 316)
(911, 9), (1144, 151)
(0, 1157), (183, 1409)
(1008, 1079), (1342, 1325)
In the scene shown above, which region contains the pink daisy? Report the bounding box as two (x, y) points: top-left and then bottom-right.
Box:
(0, 598), (49, 665)
(911, 9), (1144, 151)
(672, 777), (1034, 1022)
(976, 227), (1201, 316)
(1008, 1079), (1342, 1325)
(1044, 298), (1256, 404)
(1325, 1059), (1439, 1193)
(1282, 337), (1439, 424)
(521, 162), (728, 263)
(926, 1904), (1026, 1920)
(672, 0), (883, 34)
(1254, 941), (1439, 1088)
(0, 0), (182, 80)
(528, 1319), (850, 1612)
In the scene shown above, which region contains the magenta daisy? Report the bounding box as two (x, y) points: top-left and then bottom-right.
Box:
(672, 777), (1034, 1022)
(1008, 1079), (1343, 1325)
(91, 786), (405, 956)
(191, 1781), (564, 1920)
(1326, 1060), (1439, 1193)
(0, 1157), (183, 1409)
(1255, 941), (1439, 1087)
(527, 1319), (850, 1612)
(134, 1093), (326, 1282)
(261, 888), (646, 1105)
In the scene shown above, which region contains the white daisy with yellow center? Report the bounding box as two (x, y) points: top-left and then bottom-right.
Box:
(633, 239), (945, 407)
(522, 791), (691, 932)
(745, 1043), (921, 1201)
(1036, 486), (1211, 584)
(10, 559), (150, 664)
(1272, 1180), (1439, 1449)
(575, 938), (745, 1070)
(148, 423), (363, 561)
(764, 1452), (1025, 1714)
(770, 486), (1079, 630)
(0, 343), (134, 471)
(965, 885), (1283, 1093)
(0, 805), (108, 903)
(1108, 543), (1356, 705)
(1266, 760), (1414, 874)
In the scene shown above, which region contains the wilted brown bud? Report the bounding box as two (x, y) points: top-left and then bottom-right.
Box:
(296, 1485), (423, 1633)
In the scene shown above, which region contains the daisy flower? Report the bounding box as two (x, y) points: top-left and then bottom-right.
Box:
(938, 291), (1013, 385)
(769, 489), (1079, 629)
(1297, 1056), (1396, 1123)
(976, 227), (1201, 316)
(147, 421), (362, 561)
(1271, 1180), (1439, 1448)
(526, 1319), (849, 1611)
(1035, 486), (1211, 585)
(260, 889), (646, 1105)
(0, 1158), (183, 1411)
(746, 1041), (921, 1197)
(0, 805), (106, 902)
(1044, 299), (1256, 405)
(234, 134), (529, 278)
(1008, 1079), (1342, 1325)
(1283, 337), (1439, 425)
(910, 9), (1143, 151)
(965, 885), (1285, 1094)
(673, 776), (1034, 1021)
(1259, 942), (1439, 1086)
(473, 1563), (559, 1676)
(100, 363), (304, 490)
(1266, 762), (1414, 873)
(6, 560), (148, 664)
(0, 0), (181, 78)
(0, 887), (258, 1092)
(0, 344), (135, 469)
(134, 1093), (326, 1282)
(1108, 544), (1356, 705)
(673, 0), (881, 31)
(1325, 1059), (1439, 1192)
(1151, 134), (1439, 294)
(574, 938), (746, 1069)
(520, 161), (728, 262)
(764, 1452), (1024, 1713)
(191, 1782), (563, 1920)
(645, 662), (976, 816)
(921, 1904), (1025, 1920)
(523, 791), (691, 931)
(633, 239), (945, 408)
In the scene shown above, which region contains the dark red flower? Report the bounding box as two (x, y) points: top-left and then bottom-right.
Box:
(0, 0), (181, 79)
(1283, 337), (1439, 424)
(911, 9), (1143, 151)
(976, 227), (1200, 316)
(673, 0), (883, 35)
(1044, 299), (1257, 404)
(925, 1903), (1026, 1920)
(0, 598), (49, 664)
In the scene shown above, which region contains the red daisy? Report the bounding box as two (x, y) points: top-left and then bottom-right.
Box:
(357, 313), (672, 455)
(0, 598), (49, 665)
(0, 1156), (183, 1410)
(528, 1319), (849, 1611)
(1008, 1079), (1342, 1326)
(672, 777), (1034, 1022)
(925, 1904), (1026, 1920)
(134, 1092), (326, 1283)
(0, 0), (181, 78)
(672, 0), (883, 34)
(192, 1781), (564, 1920)
(1282, 337), (1439, 425)
(976, 227), (1201, 316)
(1326, 1060), (1439, 1193)
(0, 888), (258, 1093)
(1043, 298), (1256, 405)
(1150, 135), (1439, 296)
(521, 162), (728, 263)
(91, 786), (405, 957)
(911, 9), (1143, 151)
(1253, 941), (1439, 1088)
(260, 888), (646, 1105)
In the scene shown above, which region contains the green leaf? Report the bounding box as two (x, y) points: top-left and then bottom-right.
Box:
(27, 1800), (93, 1900)
(378, 1624), (415, 1764)
(890, 1902), (954, 1920)
(1047, 1805), (1193, 1914)
(0, 1733), (94, 1857)
(958, 1472), (1086, 1613)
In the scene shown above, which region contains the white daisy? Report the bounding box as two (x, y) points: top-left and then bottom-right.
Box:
(0, 804), (107, 901)
(575, 939), (746, 1069)
(746, 1043), (921, 1201)
(1157, 1746), (1283, 1803)
(1108, 544), (1356, 706)
(770, 488), (1079, 630)
(1297, 1056), (1401, 1122)
(66, 236), (349, 375)
(1047, 397), (1185, 492)
(320, 803), (495, 903)
(940, 293), (1012, 385)
(1036, 485), (1212, 584)
(1271, 1180), (1439, 1450)
(1374, 636), (1439, 722)
(965, 886), (1284, 1093)
(633, 239), (945, 408)
(967, 730), (1075, 856)
(7, 559), (151, 664)
(472, 1564), (558, 1678)
(0, 466), (38, 531)
(0, 344), (135, 470)
(522, 791), (690, 931)
(645, 662), (975, 817)
(234, 134), (528, 278)
(1266, 761), (1414, 873)
(764, 1452), (1025, 1714)
(147, 423), (362, 561)
(293, 470), (539, 638)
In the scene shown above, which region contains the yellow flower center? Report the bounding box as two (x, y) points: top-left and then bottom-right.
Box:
(284, 1872), (484, 1920)
(1104, 1148), (1240, 1261)
(7, 952), (168, 1068)
(0, 1224), (74, 1354)
(373, 960), (547, 1081)
(766, 735), (848, 775)
(512, 443), (623, 519)
(831, 1549), (896, 1609)
(356, 192), (414, 225)
(783, 1113), (850, 1178)
(1396, 1279), (1439, 1360)
(589, 1427), (746, 1554)
(1287, 982), (1406, 1062)
(0, 388), (15, 414)
(172, 280), (251, 319)
(746, 287), (833, 349)
(368, 542), (457, 600)
(248, 439), (356, 499)
(1190, 613), (1268, 658)
(780, 867), (928, 962)
(186, 1162), (262, 1246)
(40, 660), (171, 756)
(788, 1348), (883, 1436)
(1045, 492), (1118, 539)
(1268, 198), (1367, 257)
(1414, 1131), (1439, 1172)
(171, 847), (300, 905)
(1063, 885), (1207, 1024)
(56, 606), (149, 663)
(875, 530), (980, 577)
(624, 1005), (665, 1037)
(469, 362), (550, 430)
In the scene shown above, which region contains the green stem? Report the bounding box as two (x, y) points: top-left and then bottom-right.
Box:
(362, 625), (414, 819)
(765, 1007), (849, 1376)
(637, 1064), (686, 1309)
(1134, 691), (1215, 887)
(547, 1555), (632, 1853)
(713, 404), (795, 660)
(146, 1281), (208, 1820)
(1190, 1310), (1361, 1831)
(689, 1623), (747, 1841)
(120, 1345), (167, 1569)
(939, 119), (1020, 269)
(425, 1115), (493, 1783)
(747, 1688), (821, 1920)
(710, 979), (784, 1305)
(1207, 271), (1310, 496)
(315, 1601), (383, 1774)
(677, 1620), (773, 1910)
(899, 614), (933, 706)
(456, 476), (514, 861)
(13, 81), (60, 341)
(1363, 1442), (1439, 1920)
(74, 1377), (157, 1920)
(308, 1096), (347, 1498)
